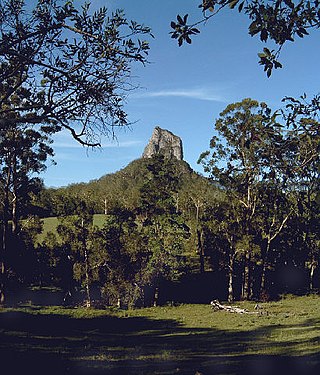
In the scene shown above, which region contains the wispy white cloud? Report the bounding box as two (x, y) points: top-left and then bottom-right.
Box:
(53, 153), (82, 161)
(53, 134), (142, 149)
(134, 87), (226, 102)
(102, 140), (143, 148)
(52, 142), (83, 149)
(53, 153), (136, 163)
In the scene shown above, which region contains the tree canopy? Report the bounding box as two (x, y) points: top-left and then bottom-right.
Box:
(0, 0), (152, 146)
(171, 0), (320, 76)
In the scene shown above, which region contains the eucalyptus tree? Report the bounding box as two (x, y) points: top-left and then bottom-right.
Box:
(284, 118), (320, 291)
(199, 98), (285, 299)
(256, 181), (294, 296)
(202, 192), (243, 302)
(266, 123), (320, 294)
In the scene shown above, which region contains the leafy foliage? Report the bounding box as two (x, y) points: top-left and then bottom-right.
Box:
(0, 0), (152, 145)
(170, 14), (200, 46)
(171, 0), (320, 75)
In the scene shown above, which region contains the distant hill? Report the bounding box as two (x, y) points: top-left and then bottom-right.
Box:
(42, 156), (199, 215)
(41, 127), (209, 217)
(36, 129), (221, 280)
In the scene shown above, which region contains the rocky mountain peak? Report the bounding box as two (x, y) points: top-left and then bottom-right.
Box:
(142, 126), (183, 160)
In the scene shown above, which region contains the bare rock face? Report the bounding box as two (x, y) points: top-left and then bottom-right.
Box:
(142, 126), (183, 160)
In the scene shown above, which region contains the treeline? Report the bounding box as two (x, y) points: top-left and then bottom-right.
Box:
(1, 98), (319, 307)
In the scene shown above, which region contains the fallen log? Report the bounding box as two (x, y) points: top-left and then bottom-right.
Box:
(210, 299), (260, 314)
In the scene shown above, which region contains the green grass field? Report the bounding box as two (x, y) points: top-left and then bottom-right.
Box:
(1, 294), (320, 374)
(36, 214), (108, 243)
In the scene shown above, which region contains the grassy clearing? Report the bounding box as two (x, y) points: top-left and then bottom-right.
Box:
(36, 214), (107, 243)
(1, 295), (320, 374)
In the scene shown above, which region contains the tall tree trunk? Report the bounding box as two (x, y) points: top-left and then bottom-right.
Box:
(310, 258), (317, 291)
(153, 275), (160, 307)
(0, 169), (11, 305)
(104, 198), (108, 215)
(228, 253), (235, 302)
(260, 240), (271, 295)
(11, 194), (17, 235)
(242, 251), (251, 300)
(153, 286), (159, 307)
(1, 203), (8, 305)
(195, 201), (205, 273)
(117, 297), (121, 308)
(0, 224), (5, 304)
(11, 155), (18, 235)
(81, 219), (91, 308)
(197, 228), (205, 273)
(84, 246), (91, 308)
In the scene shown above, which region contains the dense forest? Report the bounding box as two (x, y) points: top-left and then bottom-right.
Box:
(1, 98), (319, 308)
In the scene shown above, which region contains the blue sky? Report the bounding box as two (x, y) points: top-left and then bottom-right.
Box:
(42, 0), (320, 187)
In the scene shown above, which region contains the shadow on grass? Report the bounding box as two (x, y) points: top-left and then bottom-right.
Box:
(0, 309), (320, 375)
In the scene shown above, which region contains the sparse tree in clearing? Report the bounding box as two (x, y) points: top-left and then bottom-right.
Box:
(211, 195), (243, 302)
(255, 181), (293, 297)
(38, 231), (75, 298)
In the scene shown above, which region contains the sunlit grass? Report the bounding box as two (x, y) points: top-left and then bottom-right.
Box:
(36, 214), (107, 244)
(1, 295), (320, 374)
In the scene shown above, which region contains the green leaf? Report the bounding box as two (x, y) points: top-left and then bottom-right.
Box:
(177, 14), (184, 25)
(238, 1), (244, 12)
(263, 47), (271, 55)
(249, 21), (260, 36)
(297, 27), (309, 38)
(185, 35), (192, 44)
(260, 29), (268, 42)
(191, 28), (200, 34)
(274, 61), (283, 69)
(267, 67), (272, 78)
